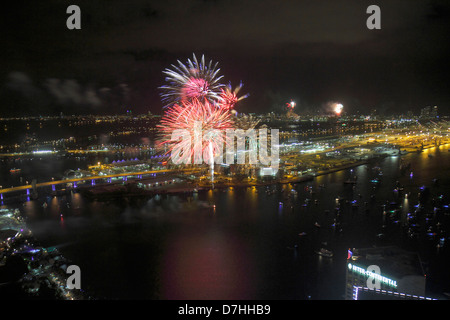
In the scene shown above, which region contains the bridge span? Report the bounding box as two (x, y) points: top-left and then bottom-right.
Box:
(0, 168), (200, 199)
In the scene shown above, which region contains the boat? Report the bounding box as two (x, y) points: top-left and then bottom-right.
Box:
(10, 168), (21, 174)
(314, 222), (321, 228)
(298, 232), (307, 236)
(316, 248), (333, 258)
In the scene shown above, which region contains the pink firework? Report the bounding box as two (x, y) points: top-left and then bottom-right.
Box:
(217, 83), (249, 109)
(181, 77), (210, 101)
(159, 54), (224, 108)
(157, 99), (234, 164)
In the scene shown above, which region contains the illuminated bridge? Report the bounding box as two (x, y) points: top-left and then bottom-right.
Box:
(0, 168), (201, 200)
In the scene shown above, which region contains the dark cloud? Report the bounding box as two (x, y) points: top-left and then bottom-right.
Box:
(0, 0), (449, 116)
(0, 71), (133, 116)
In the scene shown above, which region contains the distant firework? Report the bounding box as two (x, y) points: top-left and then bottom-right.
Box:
(325, 101), (344, 116)
(334, 103), (344, 115)
(286, 100), (296, 109)
(159, 54), (224, 108)
(157, 99), (234, 163)
(218, 82), (249, 109)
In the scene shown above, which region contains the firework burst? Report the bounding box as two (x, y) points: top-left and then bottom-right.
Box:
(334, 103), (344, 116)
(286, 100), (296, 109)
(158, 54), (249, 169)
(159, 54), (224, 108)
(217, 82), (249, 109)
(157, 98), (234, 164)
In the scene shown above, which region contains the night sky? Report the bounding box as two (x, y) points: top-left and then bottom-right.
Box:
(1, 0), (449, 116)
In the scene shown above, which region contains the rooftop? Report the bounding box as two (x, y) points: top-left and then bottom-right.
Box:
(349, 246), (425, 279)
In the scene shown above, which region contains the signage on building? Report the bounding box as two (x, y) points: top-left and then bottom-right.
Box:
(348, 263), (397, 288)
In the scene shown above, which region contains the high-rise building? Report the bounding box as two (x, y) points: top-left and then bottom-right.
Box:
(344, 246), (436, 300)
(420, 106), (431, 118)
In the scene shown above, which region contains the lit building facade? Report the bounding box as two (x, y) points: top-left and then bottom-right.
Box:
(345, 246), (430, 300)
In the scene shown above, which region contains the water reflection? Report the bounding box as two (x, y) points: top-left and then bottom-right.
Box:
(70, 192), (84, 213)
(50, 196), (61, 218)
(22, 199), (38, 218)
(162, 230), (255, 299)
(1, 146), (449, 299)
